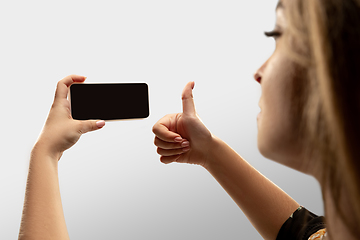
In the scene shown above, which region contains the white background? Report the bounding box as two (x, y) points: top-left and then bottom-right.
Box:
(0, 0), (323, 239)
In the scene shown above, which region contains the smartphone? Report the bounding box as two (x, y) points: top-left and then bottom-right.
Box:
(70, 83), (149, 121)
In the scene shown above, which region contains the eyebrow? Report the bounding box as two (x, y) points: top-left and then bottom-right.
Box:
(276, 1), (284, 10)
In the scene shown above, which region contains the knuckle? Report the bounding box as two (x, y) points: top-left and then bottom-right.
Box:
(152, 124), (158, 134)
(175, 113), (182, 120)
(78, 121), (94, 134)
(89, 121), (96, 131)
(160, 156), (170, 164)
(156, 147), (162, 155)
(154, 137), (160, 146)
(77, 121), (85, 134)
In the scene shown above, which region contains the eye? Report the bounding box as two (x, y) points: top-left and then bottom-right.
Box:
(264, 30), (282, 39)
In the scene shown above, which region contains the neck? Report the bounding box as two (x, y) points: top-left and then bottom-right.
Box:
(322, 183), (358, 240)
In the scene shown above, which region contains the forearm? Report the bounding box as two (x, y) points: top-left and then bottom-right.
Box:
(204, 136), (299, 240)
(19, 145), (69, 240)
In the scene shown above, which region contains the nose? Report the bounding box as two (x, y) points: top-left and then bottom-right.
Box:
(254, 71), (262, 84)
(254, 57), (269, 84)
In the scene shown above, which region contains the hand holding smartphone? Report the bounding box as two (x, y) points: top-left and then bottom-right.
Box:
(70, 83), (149, 121)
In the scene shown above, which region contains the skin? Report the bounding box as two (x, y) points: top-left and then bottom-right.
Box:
(153, 83), (299, 240)
(154, 3), (359, 240)
(268, 3), (358, 240)
(18, 2), (356, 240)
(255, 8), (305, 171)
(18, 75), (105, 240)
(152, 5), (307, 240)
(153, 7), (304, 174)
(153, 14), (304, 236)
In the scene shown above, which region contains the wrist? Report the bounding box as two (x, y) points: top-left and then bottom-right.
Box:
(32, 140), (62, 162)
(202, 134), (222, 170)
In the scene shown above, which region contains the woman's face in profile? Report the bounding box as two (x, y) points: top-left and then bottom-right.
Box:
(255, 2), (307, 171)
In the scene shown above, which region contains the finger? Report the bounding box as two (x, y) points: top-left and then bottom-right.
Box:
(160, 155), (182, 164)
(54, 75), (87, 103)
(182, 81), (196, 115)
(152, 121), (183, 143)
(154, 137), (189, 150)
(157, 147), (190, 157)
(78, 120), (105, 134)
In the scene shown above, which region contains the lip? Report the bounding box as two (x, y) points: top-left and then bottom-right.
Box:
(257, 111), (262, 121)
(258, 103), (262, 121)
(258, 100), (262, 121)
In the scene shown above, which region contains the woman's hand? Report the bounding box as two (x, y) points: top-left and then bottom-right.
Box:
(152, 82), (213, 167)
(35, 75), (105, 160)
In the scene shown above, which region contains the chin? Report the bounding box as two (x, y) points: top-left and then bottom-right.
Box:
(257, 130), (272, 156)
(258, 132), (291, 162)
(257, 132), (308, 172)
(257, 135), (275, 160)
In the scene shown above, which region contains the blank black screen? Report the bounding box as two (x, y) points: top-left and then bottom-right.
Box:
(70, 83), (149, 120)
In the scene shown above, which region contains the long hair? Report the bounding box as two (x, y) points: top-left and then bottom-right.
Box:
(284, 0), (360, 237)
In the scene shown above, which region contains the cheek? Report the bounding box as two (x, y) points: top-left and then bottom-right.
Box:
(257, 107), (295, 160)
(257, 57), (301, 162)
(258, 85), (294, 158)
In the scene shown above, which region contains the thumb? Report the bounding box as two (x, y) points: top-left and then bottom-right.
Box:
(79, 120), (105, 134)
(182, 81), (196, 115)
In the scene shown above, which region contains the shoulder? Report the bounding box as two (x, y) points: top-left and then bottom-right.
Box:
(276, 206), (326, 240)
(308, 229), (327, 240)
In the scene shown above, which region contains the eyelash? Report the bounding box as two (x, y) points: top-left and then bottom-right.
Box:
(264, 30), (282, 38)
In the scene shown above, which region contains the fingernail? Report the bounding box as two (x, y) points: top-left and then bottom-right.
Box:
(174, 137), (183, 142)
(181, 141), (190, 147)
(182, 147), (190, 152)
(96, 120), (105, 128)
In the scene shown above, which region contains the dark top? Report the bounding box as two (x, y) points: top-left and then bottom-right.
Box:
(276, 207), (326, 240)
